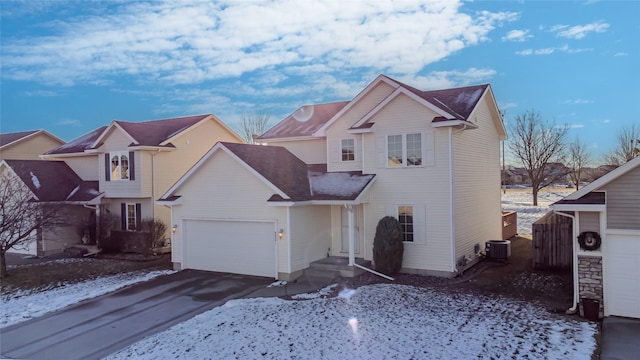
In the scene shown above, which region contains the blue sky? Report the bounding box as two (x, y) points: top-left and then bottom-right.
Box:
(1, 1), (638, 161)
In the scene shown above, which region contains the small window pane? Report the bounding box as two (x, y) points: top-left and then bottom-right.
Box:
(398, 206), (414, 242)
(387, 135), (403, 166)
(120, 154), (129, 179)
(111, 154), (121, 180)
(127, 204), (136, 231)
(406, 133), (422, 166)
(341, 139), (355, 161)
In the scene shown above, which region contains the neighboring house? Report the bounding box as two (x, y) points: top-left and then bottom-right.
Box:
(0, 160), (102, 256)
(160, 75), (506, 280)
(504, 167), (528, 185)
(0, 130), (64, 160)
(40, 114), (243, 249)
(552, 156), (640, 319)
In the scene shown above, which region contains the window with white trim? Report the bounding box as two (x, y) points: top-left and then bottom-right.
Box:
(110, 151), (129, 180)
(398, 205), (414, 242)
(387, 133), (422, 167)
(341, 139), (355, 161)
(126, 203), (137, 231)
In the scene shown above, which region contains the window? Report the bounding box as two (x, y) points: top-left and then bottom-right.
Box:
(398, 206), (414, 242)
(387, 133), (422, 167)
(121, 203), (141, 231)
(110, 152), (129, 180)
(341, 139), (355, 161)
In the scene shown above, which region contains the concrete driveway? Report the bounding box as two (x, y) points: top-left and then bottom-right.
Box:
(0, 270), (272, 360)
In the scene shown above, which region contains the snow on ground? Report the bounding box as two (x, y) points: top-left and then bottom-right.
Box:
(107, 283), (596, 360)
(501, 187), (574, 236)
(1, 269), (174, 328)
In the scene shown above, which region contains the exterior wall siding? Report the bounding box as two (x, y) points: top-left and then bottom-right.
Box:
(578, 212), (601, 233)
(62, 156), (99, 181)
(169, 150), (288, 274)
(452, 96), (503, 266)
(42, 205), (93, 255)
(265, 139), (327, 165)
(289, 205), (332, 272)
(326, 81), (395, 173)
(601, 166), (640, 230)
(99, 129), (142, 198)
(359, 94), (453, 273)
(0, 134), (63, 160)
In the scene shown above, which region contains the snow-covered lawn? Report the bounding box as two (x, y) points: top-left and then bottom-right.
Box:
(502, 187), (574, 236)
(106, 284), (596, 359)
(1, 264), (174, 328)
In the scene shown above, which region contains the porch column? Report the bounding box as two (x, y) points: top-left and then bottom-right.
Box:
(347, 205), (355, 266)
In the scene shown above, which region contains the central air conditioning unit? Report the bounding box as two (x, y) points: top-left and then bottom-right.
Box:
(485, 240), (511, 261)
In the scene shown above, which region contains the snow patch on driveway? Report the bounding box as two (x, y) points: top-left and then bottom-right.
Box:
(107, 284), (596, 359)
(1, 270), (174, 328)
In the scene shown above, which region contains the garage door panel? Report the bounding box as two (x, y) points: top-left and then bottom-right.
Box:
(184, 220), (275, 278)
(605, 234), (640, 318)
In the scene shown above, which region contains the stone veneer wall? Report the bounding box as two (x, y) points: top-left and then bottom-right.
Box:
(578, 255), (603, 318)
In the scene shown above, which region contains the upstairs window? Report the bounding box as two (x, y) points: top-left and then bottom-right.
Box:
(105, 151), (135, 181)
(387, 133), (422, 167)
(341, 139), (355, 161)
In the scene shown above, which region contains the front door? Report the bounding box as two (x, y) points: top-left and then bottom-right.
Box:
(341, 206), (361, 254)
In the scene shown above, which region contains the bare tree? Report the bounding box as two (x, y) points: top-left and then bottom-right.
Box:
(568, 137), (592, 190)
(602, 123), (640, 165)
(239, 110), (271, 144)
(0, 172), (67, 278)
(507, 110), (569, 205)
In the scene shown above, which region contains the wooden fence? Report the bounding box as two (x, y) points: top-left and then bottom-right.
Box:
(532, 211), (573, 270)
(502, 211), (517, 240)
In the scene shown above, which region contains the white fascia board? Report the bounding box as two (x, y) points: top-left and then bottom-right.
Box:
(267, 201), (297, 207)
(40, 151), (96, 159)
(351, 87), (454, 130)
(431, 120), (478, 129)
(551, 204), (606, 212)
(91, 121), (137, 148)
(347, 126), (375, 134)
(261, 135), (321, 143)
(127, 145), (177, 151)
(564, 156), (640, 200)
(156, 198), (183, 206)
(313, 75), (399, 137)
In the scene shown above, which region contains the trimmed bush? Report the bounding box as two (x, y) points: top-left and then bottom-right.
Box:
(373, 216), (404, 275)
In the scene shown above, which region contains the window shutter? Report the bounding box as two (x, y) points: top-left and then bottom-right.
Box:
(120, 203), (126, 230)
(135, 203), (142, 231)
(376, 136), (386, 168)
(129, 151), (135, 180)
(105, 154), (111, 181)
(425, 131), (435, 166)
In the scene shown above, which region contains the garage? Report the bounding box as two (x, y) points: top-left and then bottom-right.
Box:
(183, 219), (276, 278)
(604, 233), (640, 318)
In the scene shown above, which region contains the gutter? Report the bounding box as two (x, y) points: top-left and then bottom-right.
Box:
(553, 210), (579, 314)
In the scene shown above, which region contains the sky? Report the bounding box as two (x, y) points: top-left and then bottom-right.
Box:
(1, 0), (638, 161)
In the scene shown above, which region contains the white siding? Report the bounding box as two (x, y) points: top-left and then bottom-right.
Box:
(579, 212), (601, 233)
(170, 150), (289, 275)
(289, 205), (332, 272)
(601, 166), (640, 230)
(452, 95), (503, 265)
(265, 139), (327, 164)
(63, 156), (99, 181)
(326, 81), (395, 173)
(359, 94), (453, 273)
(99, 129), (142, 198)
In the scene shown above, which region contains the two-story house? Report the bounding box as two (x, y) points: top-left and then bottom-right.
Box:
(159, 75), (506, 280)
(38, 114), (243, 251)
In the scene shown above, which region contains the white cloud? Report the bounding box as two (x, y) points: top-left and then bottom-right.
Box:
(501, 29), (532, 42)
(567, 124), (585, 129)
(602, 119), (611, 124)
(2, 1), (517, 86)
(56, 119), (82, 126)
(551, 21), (609, 39)
(516, 43), (591, 56)
(614, 52), (628, 57)
(563, 99), (592, 105)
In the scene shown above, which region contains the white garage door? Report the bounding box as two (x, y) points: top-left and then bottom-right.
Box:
(604, 233), (640, 318)
(183, 220), (276, 278)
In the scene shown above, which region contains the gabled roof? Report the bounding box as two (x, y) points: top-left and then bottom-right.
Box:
(2, 160), (102, 202)
(258, 101), (350, 140)
(160, 142), (375, 204)
(0, 130), (64, 149)
(44, 126), (107, 155)
(553, 156), (640, 206)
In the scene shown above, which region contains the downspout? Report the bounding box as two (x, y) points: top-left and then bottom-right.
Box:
(554, 210), (579, 314)
(449, 127), (456, 272)
(150, 150), (159, 219)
